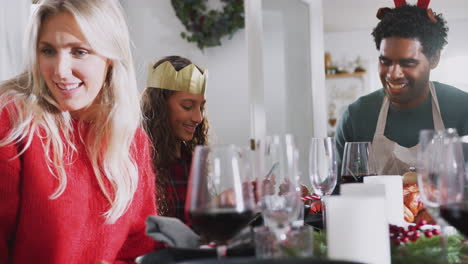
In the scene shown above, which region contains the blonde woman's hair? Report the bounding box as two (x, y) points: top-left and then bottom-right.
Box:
(0, 0), (141, 223)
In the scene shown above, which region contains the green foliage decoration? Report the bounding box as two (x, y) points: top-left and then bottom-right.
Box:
(390, 234), (468, 264)
(171, 0), (244, 50)
(313, 231), (468, 264)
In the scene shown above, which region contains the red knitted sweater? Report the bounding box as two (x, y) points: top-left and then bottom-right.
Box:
(0, 108), (159, 264)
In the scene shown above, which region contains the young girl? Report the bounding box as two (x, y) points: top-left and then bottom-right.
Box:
(142, 56), (209, 224)
(0, 0), (159, 262)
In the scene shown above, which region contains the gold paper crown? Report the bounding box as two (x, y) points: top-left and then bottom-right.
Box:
(147, 61), (208, 94)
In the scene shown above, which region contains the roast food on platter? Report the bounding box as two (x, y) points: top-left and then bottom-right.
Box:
(402, 171), (435, 224)
(300, 184), (310, 197)
(299, 185), (324, 213)
(278, 180), (311, 198)
(253, 178), (313, 206)
(297, 184), (323, 213)
(280, 182), (323, 212)
(402, 171), (418, 185)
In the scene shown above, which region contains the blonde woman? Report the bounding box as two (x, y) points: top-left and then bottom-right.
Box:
(0, 0), (159, 262)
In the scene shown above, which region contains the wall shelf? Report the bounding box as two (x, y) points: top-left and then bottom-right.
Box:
(326, 72), (366, 79)
(325, 71), (368, 137)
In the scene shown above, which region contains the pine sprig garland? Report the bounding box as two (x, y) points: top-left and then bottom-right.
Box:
(312, 231), (468, 263)
(171, 0), (244, 50)
(391, 234), (467, 264)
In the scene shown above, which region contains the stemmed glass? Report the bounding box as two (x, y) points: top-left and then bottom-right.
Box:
(309, 137), (338, 228)
(341, 142), (376, 183)
(439, 135), (467, 237)
(256, 134), (302, 241)
(186, 145), (256, 257)
(417, 129), (444, 211)
(417, 128), (459, 259)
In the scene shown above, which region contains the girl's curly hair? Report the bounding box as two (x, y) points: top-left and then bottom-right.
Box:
(141, 56), (209, 216)
(372, 5), (448, 58)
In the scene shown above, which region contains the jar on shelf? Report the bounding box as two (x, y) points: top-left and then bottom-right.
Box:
(324, 52), (336, 74)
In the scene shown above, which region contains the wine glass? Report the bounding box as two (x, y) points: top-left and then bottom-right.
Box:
(309, 137), (338, 228)
(341, 142), (376, 183)
(418, 130), (451, 211)
(417, 128), (459, 260)
(309, 137), (338, 196)
(186, 145), (256, 257)
(256, 134), (302, 240)
(439, 135), (467, 237)
(417, 129), (460, 214)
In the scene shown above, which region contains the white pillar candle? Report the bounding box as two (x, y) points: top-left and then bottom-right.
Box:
(326, 195), (391, 264)
(341, 183), (386, 197)
(364, 175), (404, 225)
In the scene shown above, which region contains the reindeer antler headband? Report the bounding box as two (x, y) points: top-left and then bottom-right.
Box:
(377, 0), (437, 23)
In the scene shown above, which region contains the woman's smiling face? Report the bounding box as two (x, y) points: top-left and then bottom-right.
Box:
(167, 91), (206, 142)
(37, 12), (110, 118)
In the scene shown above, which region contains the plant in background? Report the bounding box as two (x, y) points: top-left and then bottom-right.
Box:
(171, 0), (244, 50)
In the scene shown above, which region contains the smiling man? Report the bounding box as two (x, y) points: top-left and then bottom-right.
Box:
(335, 2), (468, 181)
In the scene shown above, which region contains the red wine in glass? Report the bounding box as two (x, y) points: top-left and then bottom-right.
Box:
(341, 142), (377, 184)
(440, 202), (468, 237)
(186, 145), (256, 257)
(189, 209), (255, 243)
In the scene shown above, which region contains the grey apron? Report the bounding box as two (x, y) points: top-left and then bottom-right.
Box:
(372, 82), (445, 175)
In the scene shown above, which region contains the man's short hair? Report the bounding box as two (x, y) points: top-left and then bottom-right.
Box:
(372, 5), (448, 58)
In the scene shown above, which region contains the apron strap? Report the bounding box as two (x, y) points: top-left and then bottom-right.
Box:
(429, 82), (445, 130)
(374, 96), (390, 136)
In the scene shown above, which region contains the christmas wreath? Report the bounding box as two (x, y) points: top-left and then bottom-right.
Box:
(171, 0), (244, 50)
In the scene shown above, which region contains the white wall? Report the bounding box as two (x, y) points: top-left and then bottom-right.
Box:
(123, 0), (468, 185)
(324, 18), (468, 123)
(325, 18), (468, 134)
(323, 0), (468, 32)
(123, 0), (319, 185)
(432, 19), (468, 92)
(0, 0), (29, 81)
(324, 30), (380, 93)
(122, 0), (250, 147)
